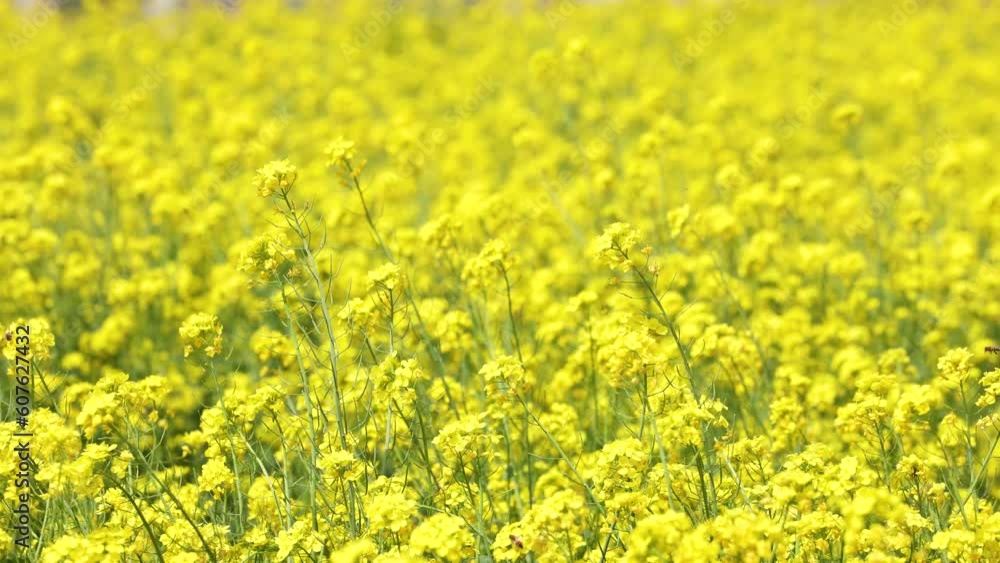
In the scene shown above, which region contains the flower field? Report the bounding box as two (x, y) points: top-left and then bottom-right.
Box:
(2, 0), (1000, 561)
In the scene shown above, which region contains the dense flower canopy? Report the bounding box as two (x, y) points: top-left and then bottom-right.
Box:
(1, 0), (1000, 561)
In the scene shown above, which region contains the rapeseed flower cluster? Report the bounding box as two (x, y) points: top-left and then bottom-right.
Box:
(1, 0), (999, 561)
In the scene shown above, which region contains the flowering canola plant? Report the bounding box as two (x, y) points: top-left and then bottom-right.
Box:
(1, 0), (1000, 561)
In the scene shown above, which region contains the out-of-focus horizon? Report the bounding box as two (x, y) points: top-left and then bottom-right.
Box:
(12, 0), (257, 16)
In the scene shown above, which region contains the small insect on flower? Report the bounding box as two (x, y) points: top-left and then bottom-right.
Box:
(987, 346), (1000, 355)
(4, 331), (10, 341)
(509, 535), (524, 549)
